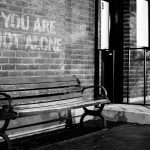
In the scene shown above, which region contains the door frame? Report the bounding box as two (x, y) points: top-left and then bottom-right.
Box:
(99, 0), (124, 103)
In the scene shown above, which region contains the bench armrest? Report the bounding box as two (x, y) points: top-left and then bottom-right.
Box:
(81, 85), (108, 99)
(0, 92), (13, 112)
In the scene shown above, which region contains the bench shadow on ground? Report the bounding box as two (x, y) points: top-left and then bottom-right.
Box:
(0, 120), (125, 150)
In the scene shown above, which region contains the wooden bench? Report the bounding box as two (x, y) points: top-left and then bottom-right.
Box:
(0, 75), (110, 150)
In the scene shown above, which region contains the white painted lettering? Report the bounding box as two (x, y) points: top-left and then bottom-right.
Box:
(21, 15), (29, 30)
(42, 19), (50, 33)
(0, 33), (2, 47)
(34, 18), (41, 32)
(1, 12), (10, 28)
(3, 32), (13, 48)
(12, 33), (20, 49)
(25, 35), (34, 50)
(10, 13), (16, 28)
(40, 36), (49, 51)
(33, 35), (40, 50)
(49, 36), (54, 51)
(54, 38), (62, 52)
(16, 16), (21, 29)
(49, 20), (56, 34)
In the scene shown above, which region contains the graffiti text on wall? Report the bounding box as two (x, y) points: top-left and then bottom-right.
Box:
(0, 12), (63, 51)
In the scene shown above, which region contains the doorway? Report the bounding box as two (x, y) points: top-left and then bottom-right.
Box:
(100, 0), (123, 103)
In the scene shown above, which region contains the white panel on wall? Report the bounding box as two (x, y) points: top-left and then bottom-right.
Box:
(137, 0), (149, 47)
(101, 0), (110, 49)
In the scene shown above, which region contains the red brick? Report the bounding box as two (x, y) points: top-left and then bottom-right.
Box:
(16, 51), (28, 57)
(39, 65), (50, 70)
(16, 65), (28, 70)
(23, 71), (35, 76)
(51, 53), (61, 59)
(9, 5), (22, 12)
(8, 71), (22, 76)
(29, 52), (39, 57)
(9, 58), (22, 64)
(35, 59), (46, 64)
(45, 71), (55, 76)
(2, 51), (15, 57)
(29, 65), (39, 70)
(0, 58), (8, 63)
(34, 71), (45, 76)
(0, 71), (8, 77)
(51, 65), (61, 70)
(23, 59), (34, 64)
(2, 64), (15, 70)
(14, 1), (29, 7)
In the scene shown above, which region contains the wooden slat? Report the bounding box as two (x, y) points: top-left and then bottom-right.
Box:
(4, 86), (81, 99)
(14, 97), (85, 110)
(0, 80), (79, 92)
(11, 92), (83, 106)
(15, 99), (110, 117)
(0, 76), (77, 85)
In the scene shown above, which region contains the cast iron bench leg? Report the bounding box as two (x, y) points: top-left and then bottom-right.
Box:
(80, 104), (108, 129)
(80, 112), (87, 127)
(0, 119), (12, 150)
(0, 133), (12, 150)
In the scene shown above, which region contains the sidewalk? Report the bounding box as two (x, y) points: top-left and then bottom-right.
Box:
(30, 104), (150, 150)
(42, 122), (150, 150)
(103, 104), (150, 124)
(1, 104), (150, 150)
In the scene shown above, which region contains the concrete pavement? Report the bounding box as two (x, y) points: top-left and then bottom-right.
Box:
(43, 122), (150, 150)
(3, 119), (150, 150)
(103, 104), (150, 124)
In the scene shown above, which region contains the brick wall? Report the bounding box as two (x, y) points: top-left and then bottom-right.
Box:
(123, 0), (149, 103)
(0, 0), (96, 137)
(0, 0), (95, 85)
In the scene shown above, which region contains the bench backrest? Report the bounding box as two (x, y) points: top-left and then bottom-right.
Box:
(0, 76), (83, 106)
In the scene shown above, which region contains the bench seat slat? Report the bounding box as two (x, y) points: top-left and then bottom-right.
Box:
(0, 76), (76, 85)
(0, 80), (79, 92)
(10, 92), (83, 106)
(14, 97), (85, 110)
(15, 99), (109, 117)
(2, 86), (81, 100)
